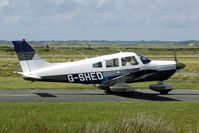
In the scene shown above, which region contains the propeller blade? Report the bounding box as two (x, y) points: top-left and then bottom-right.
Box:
(174, 49), (185, 72)
(174, 49), (178, 62)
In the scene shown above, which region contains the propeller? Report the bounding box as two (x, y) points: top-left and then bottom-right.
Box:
(174, 49), (178, 62)
(174, 49), (185, 70)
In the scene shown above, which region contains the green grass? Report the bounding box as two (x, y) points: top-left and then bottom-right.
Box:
(179, 58), (199, 73)
(0, 77), (199, 90)
(0, 102), (199, 132)
(171, 75), (199, 81)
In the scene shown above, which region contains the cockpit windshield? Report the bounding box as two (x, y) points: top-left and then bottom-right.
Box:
(136, 54), (151, 64)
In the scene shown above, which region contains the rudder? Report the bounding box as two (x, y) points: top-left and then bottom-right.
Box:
(12, 40), (49, 73)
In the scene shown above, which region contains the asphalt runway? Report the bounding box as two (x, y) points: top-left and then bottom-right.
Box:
(0, 89), (199, 102)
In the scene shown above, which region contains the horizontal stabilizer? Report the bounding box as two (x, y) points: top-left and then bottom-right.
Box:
(14, 71), (41, 80)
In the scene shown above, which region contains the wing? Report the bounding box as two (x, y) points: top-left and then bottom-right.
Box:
(97, 69), (157, 92)
(101, 69), (157, 86)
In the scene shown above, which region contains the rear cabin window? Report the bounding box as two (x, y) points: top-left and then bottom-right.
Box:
(93, 62), (102, 68)
(106, 58), (119, 67)
(121, 56), (138, 66)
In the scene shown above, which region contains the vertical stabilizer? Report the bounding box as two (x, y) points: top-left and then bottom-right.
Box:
(12, 40), (50, 73)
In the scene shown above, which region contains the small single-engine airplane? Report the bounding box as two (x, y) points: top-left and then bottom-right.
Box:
(12, 39), (185, 94)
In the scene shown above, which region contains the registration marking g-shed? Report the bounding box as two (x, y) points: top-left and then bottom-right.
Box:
(67, 72), (104, 83)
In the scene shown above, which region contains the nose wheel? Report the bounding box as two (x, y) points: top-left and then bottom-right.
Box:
(149, 82), (173, 95)
(159, 90), (170, 95)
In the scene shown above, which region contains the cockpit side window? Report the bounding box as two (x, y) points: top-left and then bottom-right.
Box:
(121, 56), (138, 66)
(137, 54), (151, 64)
(93, 62), (102, 68)
(106, 58), (119, 67)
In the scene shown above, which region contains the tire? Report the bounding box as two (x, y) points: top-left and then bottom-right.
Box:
(159, 90), (169, 95)
(104, 89), (112, 95)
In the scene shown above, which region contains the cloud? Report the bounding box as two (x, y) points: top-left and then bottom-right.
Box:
(48, 0), (65, 5)
(0, 0), (199, 40)
(0, 0), (9, 11)
(1, 0), (199, 27)
(4, 15), (21, 24)
(98, 0), (107, 7)
(73, 0), (90, 5)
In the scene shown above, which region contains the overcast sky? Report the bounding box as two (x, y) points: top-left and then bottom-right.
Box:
(0, 0), (199, 41)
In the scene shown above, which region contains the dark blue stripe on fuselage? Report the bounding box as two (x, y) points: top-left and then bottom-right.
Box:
(30, 69), (176, 84)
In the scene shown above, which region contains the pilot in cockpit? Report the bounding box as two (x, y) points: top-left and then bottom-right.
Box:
(122, 56), (138, 66)
(126, 57), (132, 66)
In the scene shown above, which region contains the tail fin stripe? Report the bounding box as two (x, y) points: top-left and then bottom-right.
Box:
(13, 41), (34, 53)
(17, 52), (35, 61)
(12, 40), (49, 73)
(12, 41), (35, 61)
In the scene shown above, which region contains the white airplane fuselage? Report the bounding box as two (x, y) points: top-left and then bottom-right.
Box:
(23, 52), (176, 84)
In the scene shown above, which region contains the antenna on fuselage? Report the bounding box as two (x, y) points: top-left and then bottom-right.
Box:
(114, 45), (122, 53)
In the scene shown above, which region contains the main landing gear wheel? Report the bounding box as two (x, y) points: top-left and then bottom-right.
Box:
(104, 89), (112, 95)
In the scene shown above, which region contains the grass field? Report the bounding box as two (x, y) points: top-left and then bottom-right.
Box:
(0, 102), (199, 133)
(1, 44), (199, 58)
